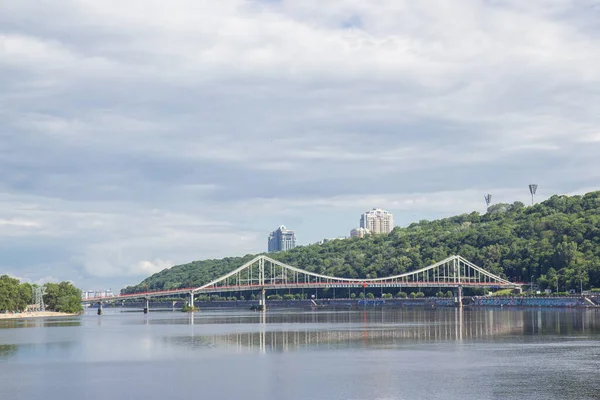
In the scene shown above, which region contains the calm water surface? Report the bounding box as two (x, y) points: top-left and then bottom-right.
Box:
(1, 308), (599, 400)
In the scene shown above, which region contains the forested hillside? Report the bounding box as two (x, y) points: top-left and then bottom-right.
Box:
(122, 191), (600, 294)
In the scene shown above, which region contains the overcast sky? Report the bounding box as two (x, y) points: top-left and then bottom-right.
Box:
(1, 0), (600, 291)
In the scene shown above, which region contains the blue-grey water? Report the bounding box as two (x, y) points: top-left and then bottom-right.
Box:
(1, 307), (599, 400)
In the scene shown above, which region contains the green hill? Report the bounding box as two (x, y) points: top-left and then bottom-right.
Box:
(121, 191), (600, 294)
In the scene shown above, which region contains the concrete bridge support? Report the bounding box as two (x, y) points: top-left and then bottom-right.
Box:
(189, 292), (194, 309)
(259, 288), (266, 311)
(143, 298), (149, 314)
(97, 302), (103, 315)
(457, 286), (463, 307)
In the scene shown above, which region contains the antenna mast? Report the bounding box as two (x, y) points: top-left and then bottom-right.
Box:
(528, 184), (538, 205)
(484, 194), (492, 210)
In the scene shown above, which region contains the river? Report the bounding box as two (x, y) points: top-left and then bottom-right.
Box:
(1, 308), (599, 400)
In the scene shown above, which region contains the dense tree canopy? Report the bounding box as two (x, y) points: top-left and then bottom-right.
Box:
(0, 275), (33, 312)
(122, 191), (600, 294)
(0, 277), (83, 314)
(43, 282), (83, 314)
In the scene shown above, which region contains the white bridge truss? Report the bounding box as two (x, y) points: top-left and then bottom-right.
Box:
(196, 254), (518, 293)
(83, 255), (521, 303)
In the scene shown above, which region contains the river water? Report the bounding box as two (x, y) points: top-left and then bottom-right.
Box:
(1, 308), (599, 400)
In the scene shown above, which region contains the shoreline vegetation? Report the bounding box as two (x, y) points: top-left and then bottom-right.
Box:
(0, 311), (79, 320)
(0, 276), (84, 315)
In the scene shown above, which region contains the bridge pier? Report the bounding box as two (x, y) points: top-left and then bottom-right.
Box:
(457, 286), (463, 307)
(189, 292), (195, 309)
(143, 298), (149, 314)
(259, 288), (266, 311)
(97, 301), (103, 315)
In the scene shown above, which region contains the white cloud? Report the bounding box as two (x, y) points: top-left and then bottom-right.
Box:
(0, 218), (41, 227)
(33, 276), (60, 285)
(79, 229), (262, 279)
(1, 0), (600, 290)
(134, 259), (174, 275)
(82, 257), (175, 279)
(8, 274), (60, 285)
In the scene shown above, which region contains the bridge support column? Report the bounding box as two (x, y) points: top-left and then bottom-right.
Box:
(189, 292), (194, 310)
(97, 302), (103, 315)
(457, 286), (463, 307)
(143, 298), (149, 314)
(259, 288), (266, 311)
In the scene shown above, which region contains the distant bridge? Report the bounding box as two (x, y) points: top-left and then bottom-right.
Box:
(83, 255), (522, 314)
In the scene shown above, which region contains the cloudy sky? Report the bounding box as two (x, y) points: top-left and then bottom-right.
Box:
(1, 0), (600, 291)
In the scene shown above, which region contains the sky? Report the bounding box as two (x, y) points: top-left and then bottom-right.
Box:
(1, 0), (600, 292)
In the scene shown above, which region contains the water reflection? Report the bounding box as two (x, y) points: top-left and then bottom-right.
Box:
(1, 308), (600, 400)
(0, 317), (81, 329)
(522, 308), (600, 335)
(0, 344), (17, 358)
(162, 308), (529, 353)
(158, 309), (600, 354)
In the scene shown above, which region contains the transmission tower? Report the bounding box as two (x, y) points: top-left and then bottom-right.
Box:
(484, 194), (492, 210)
(32, 286), (46, 312)
(529, 184), (538, 205)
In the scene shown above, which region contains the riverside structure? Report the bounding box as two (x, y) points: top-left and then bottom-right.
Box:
(82, 255), (522, 314)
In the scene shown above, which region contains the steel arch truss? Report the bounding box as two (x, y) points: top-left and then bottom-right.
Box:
(82, 255), (520, 303)
(194, 255), (520, 294)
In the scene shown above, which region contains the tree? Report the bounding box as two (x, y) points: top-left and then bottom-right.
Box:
(0, 276), (20, 312)
(541, 268), (559, 292)
(43, 282), (83, 314)
(43, 283), (61, 310)
(487, 203), (510, 214)
(56, 295), (82, 313)
(16, 283), (33, 311)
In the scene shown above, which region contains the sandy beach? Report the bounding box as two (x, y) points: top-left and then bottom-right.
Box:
(0, 311), (79, 319)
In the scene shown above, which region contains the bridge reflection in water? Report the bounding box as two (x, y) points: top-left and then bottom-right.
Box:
(162, 309), (545, 354)
(163, 309), (600, 354)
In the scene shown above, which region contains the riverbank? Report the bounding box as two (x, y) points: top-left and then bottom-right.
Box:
(0, 311), (78, 319)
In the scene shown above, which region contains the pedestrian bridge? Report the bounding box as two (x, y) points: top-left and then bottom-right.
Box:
(83, 255), (522, 312)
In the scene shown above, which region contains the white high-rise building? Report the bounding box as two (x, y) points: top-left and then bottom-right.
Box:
(350, 227), (370, 238)
(360, 208), (394, 234)
(268, 225), (296, 252)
